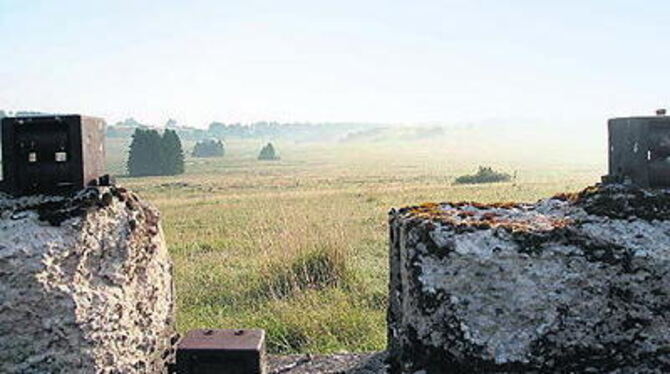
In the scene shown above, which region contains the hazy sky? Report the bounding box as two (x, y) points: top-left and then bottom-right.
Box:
(1, 1), (669, 129)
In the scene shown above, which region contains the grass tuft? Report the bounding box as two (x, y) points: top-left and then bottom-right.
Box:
(258, 245), (348, 300)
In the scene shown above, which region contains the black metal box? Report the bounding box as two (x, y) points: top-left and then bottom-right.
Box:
(607, 115), (670, 188)
(176, 329), (266, 374)
(0, 114), (106, 196)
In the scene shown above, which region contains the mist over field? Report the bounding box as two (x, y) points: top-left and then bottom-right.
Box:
(102, 117), (606, 179)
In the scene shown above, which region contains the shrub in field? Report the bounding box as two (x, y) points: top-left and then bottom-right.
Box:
(454, 166), (511, 184)
(258, 142), (280, 160)
(127, 128), (185, 176)
(192, 138), (225, 158)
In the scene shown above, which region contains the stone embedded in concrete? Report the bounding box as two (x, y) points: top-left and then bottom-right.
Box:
(0, 187), (176, 373)
(388, 184), (670, 373)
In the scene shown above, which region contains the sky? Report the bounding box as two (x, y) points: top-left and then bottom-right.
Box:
(1, 0), (670, 130)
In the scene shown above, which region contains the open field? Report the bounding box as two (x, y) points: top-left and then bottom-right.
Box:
(107, 134), (605, 354)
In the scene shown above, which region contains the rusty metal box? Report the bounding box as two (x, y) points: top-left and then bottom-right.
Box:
(176, 329), (266, 374)
(0, 114), (106, 195)
(607, 115), (670, 187)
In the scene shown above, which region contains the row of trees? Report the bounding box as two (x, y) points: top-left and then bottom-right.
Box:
(127, 129), (185, 177)
(127, 129), (279, 177)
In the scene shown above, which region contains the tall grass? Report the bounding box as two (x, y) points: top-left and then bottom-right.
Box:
(258, 245), (348, 299)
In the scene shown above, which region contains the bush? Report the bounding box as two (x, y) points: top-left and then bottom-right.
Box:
(192, 138), (225, 158)
(127, 128), (185, 176)
(258, 142), (280, 160)
(454, 166), (512, 184)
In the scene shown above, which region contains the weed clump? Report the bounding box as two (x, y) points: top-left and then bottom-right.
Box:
(454, 166), (512, 185)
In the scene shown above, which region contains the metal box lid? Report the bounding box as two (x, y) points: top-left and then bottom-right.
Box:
(178, 329), (265, 351)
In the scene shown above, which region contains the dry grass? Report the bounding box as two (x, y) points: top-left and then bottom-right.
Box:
(105, 135), (604, 354)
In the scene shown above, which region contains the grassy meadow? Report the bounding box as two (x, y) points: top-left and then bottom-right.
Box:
(106, 131), (605, 354)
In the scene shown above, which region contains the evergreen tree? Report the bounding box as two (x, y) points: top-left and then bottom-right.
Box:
(127, 128), (150, 176)
(145, 129), (163, 175)
(161, 129), (185, 175)
(127, 128), (184, 176)
(258, 142), (280, 160)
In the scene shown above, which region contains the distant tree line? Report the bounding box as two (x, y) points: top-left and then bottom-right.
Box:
(106, 118), (376, 143)
(207, 121), (373, 142)
(108, 118), (209, 141)
(127, 128), (185, 177)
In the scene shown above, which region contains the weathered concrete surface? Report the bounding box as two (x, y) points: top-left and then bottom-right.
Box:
(268, 352), (387, 373)
(0, 187), (176, 373)
(388, 184), (670, 373)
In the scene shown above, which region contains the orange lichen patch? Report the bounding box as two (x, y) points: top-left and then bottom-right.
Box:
(451, 201), (522, 209)
(553, 185), (601, 203)
(405, 202), (572, 233)
(552, 192), (580, 202)
(417, 202), (440, 209)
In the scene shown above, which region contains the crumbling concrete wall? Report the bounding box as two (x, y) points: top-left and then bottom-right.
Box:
(388, 184), (670, 373)
(0, 187), (176, 373)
